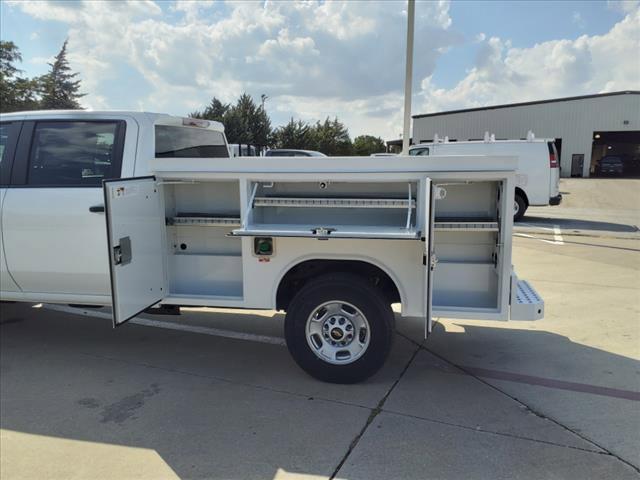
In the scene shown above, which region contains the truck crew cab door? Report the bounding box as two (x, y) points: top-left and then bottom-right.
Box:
(104, 176), (166, 326)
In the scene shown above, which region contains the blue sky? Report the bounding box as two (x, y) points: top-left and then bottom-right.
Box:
(1, 1), (638, 139)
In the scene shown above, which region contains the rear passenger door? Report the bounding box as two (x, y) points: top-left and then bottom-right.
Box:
(0, 121), (21, 293)
(2, 117), (137, 298)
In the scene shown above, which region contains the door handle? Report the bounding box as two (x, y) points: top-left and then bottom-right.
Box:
(89, 205), (105, 213)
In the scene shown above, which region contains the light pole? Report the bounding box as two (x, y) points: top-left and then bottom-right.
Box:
(402, 0), (415, 155)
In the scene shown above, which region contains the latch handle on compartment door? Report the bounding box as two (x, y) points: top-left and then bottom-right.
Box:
(113, 236), (132, 266)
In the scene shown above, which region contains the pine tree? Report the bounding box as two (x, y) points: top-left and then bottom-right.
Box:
(39, 40), (84, 110)
(0, 41), (39, 113)
(271, 118), (313, 149)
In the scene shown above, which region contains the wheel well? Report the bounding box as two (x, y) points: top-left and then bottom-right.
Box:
(515, 187), (529, 206)
(276, 260), (401, 311)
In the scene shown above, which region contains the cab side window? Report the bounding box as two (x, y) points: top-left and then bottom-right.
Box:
(27, 121), (124, 186)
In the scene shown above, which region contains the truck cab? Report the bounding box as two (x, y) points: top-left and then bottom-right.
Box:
(0, 111), (228, 303)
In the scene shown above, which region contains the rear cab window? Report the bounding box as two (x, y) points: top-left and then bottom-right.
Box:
(155, 126), (228, 158)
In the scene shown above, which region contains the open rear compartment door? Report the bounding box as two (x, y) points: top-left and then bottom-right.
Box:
(423, 178), (435, 336)
(103, 176), (167, 326)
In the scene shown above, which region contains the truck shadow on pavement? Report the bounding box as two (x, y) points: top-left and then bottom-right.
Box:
(518, 216), (639, 233)
(1, 303), (639, 479)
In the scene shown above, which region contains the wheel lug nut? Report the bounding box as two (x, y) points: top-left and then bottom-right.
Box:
(323, 323), (328, 330)
(330, 318), (335, 325)
(346, 324), (353, 331)
(339, 318), (345, 325)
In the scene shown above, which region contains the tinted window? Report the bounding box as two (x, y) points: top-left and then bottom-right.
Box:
(0, 122), (13, 165)
(409, 147), (429, 156)
(28, 121), (122, 186)
(155, 126), (228, 158)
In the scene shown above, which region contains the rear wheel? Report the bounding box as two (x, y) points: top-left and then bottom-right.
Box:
(284, 273), (394, 384)
(514, 193), (527, 221)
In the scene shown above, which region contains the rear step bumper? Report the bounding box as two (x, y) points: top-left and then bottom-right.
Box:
(510, 272), (544, 320)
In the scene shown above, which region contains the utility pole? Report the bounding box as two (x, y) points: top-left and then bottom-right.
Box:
(402, 0), (415, 155)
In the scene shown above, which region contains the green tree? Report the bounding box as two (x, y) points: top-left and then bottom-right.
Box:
(271, 118), (314, 149)
(189, 93), (271, 147)
(0, 41), (39, 113)
(311, 117), (353, 156)
(39, 40), (84, 109)
(190, 97), (229, 121)
(353, 135), (386, 156)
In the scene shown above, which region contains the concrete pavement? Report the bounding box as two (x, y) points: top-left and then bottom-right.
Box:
(1, 177), (639, 479)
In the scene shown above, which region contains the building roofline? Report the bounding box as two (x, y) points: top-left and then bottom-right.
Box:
(412, 90), (640, 119)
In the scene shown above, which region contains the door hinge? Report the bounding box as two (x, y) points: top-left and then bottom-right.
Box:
(430, 253), (438, 271)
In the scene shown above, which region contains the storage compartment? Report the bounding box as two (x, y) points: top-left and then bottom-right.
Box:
(431, 180), (505, 314)
(235, 180), (421, 239)
(170, 254), (242, 296)
(163, 180), (243, 298)
(433, 262), (498, 309)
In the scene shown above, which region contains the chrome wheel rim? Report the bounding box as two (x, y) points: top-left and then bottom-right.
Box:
(514, 200), (520, 215)
(305, 301), (370, 365)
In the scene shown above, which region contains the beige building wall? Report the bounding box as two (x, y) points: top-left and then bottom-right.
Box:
(412, 92), (640, 177)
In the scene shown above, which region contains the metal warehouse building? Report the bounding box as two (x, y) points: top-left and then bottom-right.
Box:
(412, 91), (640, 178)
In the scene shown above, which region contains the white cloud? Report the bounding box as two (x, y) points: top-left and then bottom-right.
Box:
(9, 0), (455, 137)
(12, 0), (636, 140)
(419, 7), (640, 114)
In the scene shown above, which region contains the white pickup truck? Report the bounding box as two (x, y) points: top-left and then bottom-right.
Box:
(0, 111), (544, 383)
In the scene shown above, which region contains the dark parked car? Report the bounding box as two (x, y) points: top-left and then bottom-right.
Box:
(597, 156), (625, 175)
(265, 149), (327, 157)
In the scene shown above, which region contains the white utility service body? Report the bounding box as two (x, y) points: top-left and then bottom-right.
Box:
(0, 111), (543, 383)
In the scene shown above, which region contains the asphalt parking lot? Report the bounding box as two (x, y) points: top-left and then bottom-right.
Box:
(1, 179), (639, 480)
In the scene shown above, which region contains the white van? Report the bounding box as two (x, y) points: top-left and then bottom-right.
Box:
(409, 136), (561, 220)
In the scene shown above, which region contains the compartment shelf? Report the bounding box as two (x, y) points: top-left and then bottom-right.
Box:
(167, 214), (241, 227)
(253, 196), (415, 209)
(232, 223), (419, 239)
(434, 221), (498, 232)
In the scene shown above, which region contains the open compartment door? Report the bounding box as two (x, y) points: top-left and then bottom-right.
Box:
(423, 178), (436, 336)
(103, 176), (166, 326)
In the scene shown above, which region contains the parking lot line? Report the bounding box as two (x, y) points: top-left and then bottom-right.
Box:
(553, 224), (565, 244)
(40, 304), (286, 346)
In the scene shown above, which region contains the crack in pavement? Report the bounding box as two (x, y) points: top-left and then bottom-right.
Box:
(395, 332), (640, 475)
(330, 342), (422, 480)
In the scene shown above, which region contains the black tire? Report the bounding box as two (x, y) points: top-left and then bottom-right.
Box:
(284, 273), (394, 384)
(514, 193), (527, 222)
